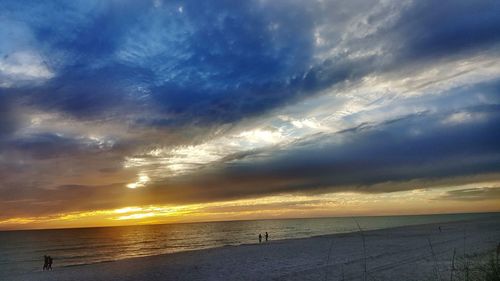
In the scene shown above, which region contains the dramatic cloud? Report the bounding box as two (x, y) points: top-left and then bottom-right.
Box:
(1, 0), (500, 224)
(438, 187), (500, 201)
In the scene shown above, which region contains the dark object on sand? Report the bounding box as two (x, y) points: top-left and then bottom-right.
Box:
(265, 232), (269, 242)
(43, 255), (48, 271)
(48, 256), (53, 270)
(259, 233), (262, 243)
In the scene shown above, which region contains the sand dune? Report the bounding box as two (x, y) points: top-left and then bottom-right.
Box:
(9, 216), (500, 281)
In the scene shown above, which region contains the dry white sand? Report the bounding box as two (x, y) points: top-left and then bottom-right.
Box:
(9, 215), (500, 281)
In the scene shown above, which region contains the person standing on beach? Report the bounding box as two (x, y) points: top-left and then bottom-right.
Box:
(259, 233), (262, 243)
(48, 256), (53, 270)
(265, 232), (268, 242)
(43, 255), (48, 271)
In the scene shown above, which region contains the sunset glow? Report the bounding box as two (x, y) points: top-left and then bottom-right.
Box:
(2, 181), (500, 230)
(1, 0), (500, 231)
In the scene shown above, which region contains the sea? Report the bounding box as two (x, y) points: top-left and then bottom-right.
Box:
(1, 212), (498, 276)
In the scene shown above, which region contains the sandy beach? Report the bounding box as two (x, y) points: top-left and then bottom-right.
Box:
(9, 216), (500, 281)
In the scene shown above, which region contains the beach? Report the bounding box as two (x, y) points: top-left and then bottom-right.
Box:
(8, 215), (500, 281)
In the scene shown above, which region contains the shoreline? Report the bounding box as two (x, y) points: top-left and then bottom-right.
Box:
(7, 215), (500, 281)
(48, 212), (500, 269)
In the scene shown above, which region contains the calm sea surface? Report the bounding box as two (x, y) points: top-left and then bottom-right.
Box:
(1, 212), (498, 276)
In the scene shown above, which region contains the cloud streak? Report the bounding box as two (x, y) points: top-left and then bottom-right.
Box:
(438, 187), (500, 201)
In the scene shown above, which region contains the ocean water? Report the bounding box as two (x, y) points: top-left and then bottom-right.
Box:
(0, 212), (497, 276)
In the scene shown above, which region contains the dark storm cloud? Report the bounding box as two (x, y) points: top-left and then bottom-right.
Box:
(8, 133), (106, 159)
(30, 67), (138, 119)
(0, 183), (127, 218)
(0, 94), (22, 139)
(1, 0), (317, 124)
(396, 0), (500, 59)
(135, 105), (500, 204)
(1, 102), (500, 217)
(1, 0), (499, 124)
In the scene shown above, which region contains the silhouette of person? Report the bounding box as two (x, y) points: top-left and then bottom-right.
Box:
(43, 255), (48, 271)
(259, 233), (262, 243)
(48, 256), (53, 270)
(265, 232), (269, 242)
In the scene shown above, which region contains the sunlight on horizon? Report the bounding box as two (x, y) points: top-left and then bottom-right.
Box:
(2, 182), (500, 230)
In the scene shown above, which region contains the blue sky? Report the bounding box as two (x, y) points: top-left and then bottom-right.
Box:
(1, 0), (500, 226)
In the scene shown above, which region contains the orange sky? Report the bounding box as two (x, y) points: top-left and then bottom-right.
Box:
(2, 182), (499, 231)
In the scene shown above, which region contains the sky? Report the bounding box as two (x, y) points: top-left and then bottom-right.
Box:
(1, 0), (500, 230)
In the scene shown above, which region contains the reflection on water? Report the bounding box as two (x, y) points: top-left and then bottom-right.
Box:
(0, 212), (497, 276)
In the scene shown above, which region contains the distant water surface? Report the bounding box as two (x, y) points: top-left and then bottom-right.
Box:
(1, 212), (498, 276)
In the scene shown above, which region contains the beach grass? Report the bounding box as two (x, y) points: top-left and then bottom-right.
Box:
(450, 251), (500, 281)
